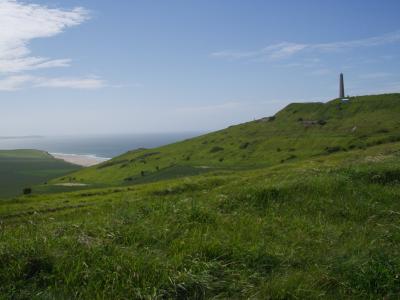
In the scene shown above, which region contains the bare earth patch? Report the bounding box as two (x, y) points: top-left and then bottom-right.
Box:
(55, 183), (88, 187)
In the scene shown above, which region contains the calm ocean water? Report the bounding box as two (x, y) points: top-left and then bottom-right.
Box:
(0, 133), (202, 159)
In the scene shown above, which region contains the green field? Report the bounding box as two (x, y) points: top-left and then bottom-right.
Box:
(1, 94), (400, 298)
(0, 150), (81, 199)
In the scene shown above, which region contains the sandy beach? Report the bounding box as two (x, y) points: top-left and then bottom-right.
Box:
(51, 153), (109, 167)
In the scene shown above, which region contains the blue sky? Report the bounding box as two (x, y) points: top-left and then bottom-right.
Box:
(1, 0), (400, 135)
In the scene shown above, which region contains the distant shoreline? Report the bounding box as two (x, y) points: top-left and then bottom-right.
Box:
(51, 153), (110, 167)
(0, 135), (43, 140)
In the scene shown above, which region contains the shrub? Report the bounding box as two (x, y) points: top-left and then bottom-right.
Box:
(370, 170), (400, 185)
(23, 187), (32, 195)
(23, 256), (53, 280)
(388, 135), (400, 143)
(210, 146), (224, 153)
(376, 128), (389, 134)
(239, 142), (250, 149)
(325, 146), (343, 153)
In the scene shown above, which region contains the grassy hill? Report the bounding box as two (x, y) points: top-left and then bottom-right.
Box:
(53, 93), (400, 187)
(0, 149), (80, 198)
(1, 94), (400, 298)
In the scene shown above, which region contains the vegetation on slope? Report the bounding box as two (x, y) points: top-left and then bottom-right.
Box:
(0, 150), (80, 198)
(1, 141), (400, 298)
(54, 94), (400, 187)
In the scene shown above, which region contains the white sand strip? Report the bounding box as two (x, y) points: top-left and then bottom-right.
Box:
(51, 153), (110, 167)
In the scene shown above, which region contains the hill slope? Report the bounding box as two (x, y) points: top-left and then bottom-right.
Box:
(0, 149), (80, 198)
(1, 140), (400, 298)
(54, 93), (400, 186)
(2, 94), (400, 298)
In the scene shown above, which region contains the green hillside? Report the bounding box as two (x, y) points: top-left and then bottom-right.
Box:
(1, 94), (400, 298)
(0, 149), (80, 198)
(53, 93), (400, 187)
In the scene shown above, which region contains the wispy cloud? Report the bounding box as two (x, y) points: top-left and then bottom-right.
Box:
(211, 30), (400, 61)
(0, 0), (107, 91)
(0, 0), (89, 73)
(0, 75), (105, 91)
(0, 75), (33, 91)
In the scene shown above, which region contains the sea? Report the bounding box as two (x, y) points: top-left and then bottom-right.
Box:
(0, 132), (202, 160)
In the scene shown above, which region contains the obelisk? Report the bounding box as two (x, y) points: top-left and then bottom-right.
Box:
(339, 73), (345, 98)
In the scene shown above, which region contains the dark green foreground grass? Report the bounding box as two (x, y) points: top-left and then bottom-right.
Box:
(1, 143), (400, 299)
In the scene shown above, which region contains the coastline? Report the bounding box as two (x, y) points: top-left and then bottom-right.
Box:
(51, 153), (110, 167)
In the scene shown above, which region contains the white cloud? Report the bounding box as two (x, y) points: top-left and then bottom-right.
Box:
(212, 30), (400, 61)
(0, 75), (105, 91)
(0, 0), (89, 74)
(0, 1), (108, 91)
(0, 74), (33, 90)
(35, 76), (105, 89)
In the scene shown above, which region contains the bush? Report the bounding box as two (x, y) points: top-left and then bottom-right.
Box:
(376, 128), (389, 134)
(369, 170), (400, 185)
(239, 142), (250, 149)
(325, 146), (343, 153)
(210, 146), (224, 153)
(23, 187), (32, 195)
